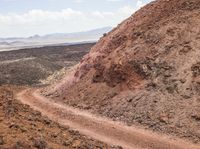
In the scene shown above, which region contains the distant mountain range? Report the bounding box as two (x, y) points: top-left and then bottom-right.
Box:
(0, 27), (112, 51)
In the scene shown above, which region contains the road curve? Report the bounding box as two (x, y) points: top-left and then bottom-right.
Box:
(16, 89), (200, 149)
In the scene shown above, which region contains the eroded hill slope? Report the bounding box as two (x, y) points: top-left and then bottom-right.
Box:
(43, 0), (200, 143)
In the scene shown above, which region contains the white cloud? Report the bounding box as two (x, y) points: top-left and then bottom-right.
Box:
(136, 0), (145, 8)
(0, 5), (140, 37)
(0, 9), (83, 25)
(119, 6), (135, 15)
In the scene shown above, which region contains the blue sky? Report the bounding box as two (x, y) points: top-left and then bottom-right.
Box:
(0, 0), (152, 37)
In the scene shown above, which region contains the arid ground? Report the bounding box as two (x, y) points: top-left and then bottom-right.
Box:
(0, 43), (123, 149)
(0, 86), (121, 149)
(1, 0), (200, 149)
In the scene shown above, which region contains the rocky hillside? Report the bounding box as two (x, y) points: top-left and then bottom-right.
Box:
(44, 0), (200, 143)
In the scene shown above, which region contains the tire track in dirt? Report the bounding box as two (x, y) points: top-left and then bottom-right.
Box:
(16, 89), (200, 149)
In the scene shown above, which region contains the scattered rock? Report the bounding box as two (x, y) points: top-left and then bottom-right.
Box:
(33, 139), (48, 149)
(191, 114), (200, 121)
(43, 116), (51, 125)
(63, 139), (73, 147)
(191, 62), (200, 77)
(0, 136), (5, 145)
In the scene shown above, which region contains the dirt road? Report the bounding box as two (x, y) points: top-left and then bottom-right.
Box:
(16, 89), (200, 149)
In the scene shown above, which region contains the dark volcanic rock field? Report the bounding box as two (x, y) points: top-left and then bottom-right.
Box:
(0, 43), (94, 85)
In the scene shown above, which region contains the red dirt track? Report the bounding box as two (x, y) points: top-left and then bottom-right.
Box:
(17, 89), (200, 149)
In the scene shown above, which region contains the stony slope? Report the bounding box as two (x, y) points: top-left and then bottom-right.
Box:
(44, 0), (200, 143)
